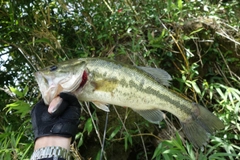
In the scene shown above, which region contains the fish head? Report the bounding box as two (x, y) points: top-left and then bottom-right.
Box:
(34, 59), (88, 105)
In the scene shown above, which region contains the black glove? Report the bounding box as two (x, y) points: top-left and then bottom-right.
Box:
(31, 92), (81, 142)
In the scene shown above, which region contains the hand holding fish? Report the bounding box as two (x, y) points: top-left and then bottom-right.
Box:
(30, 92), (81, 159)
(31, 92), (81, 141)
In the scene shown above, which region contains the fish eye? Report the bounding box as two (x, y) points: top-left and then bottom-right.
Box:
(50, 65), (58, 71)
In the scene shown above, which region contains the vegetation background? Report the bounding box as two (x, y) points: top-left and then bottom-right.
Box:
(0, 0), (239, 159)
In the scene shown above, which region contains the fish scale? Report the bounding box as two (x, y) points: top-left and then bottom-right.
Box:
(80, 59), (190, 119)
(35, 58), (224, 148)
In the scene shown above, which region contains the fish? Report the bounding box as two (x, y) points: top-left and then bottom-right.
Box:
(34, 58), (224, 148)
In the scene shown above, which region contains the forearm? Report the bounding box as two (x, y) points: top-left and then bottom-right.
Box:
(34, 136), (71, 151)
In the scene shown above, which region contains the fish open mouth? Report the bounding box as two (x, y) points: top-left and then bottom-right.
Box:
(35, 69), (88, 105)
(50, 70), (88, 101)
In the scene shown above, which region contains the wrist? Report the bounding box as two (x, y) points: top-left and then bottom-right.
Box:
(34, 136), (71, 151)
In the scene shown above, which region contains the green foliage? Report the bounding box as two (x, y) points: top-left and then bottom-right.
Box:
(75, 117), (93, 148)
(152, 133), (195, 160)
(0, 87), (33, 159)
(1, 0), (240, 159)
(124, 132), (133, 151)
(4, 86), (30, 118)
(152, 132), (239, 160)
(0, 125), (33, 160)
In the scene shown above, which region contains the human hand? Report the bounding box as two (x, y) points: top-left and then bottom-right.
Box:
(31, 92), (81, 142)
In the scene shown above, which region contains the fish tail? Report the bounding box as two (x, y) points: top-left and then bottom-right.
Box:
(181, 103), (224, 148)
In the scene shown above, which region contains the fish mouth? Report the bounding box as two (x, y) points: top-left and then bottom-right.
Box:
(35, 70), (88, 105)
(34, 71), (60, 105)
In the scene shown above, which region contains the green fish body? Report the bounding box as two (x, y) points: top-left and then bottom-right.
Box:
(35, 58), (224, 148)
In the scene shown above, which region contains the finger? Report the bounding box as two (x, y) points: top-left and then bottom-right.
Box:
(48, 96), (62, 113)
(49, 96), (69, 116)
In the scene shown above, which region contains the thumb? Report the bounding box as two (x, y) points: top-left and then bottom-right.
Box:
(48, 96), (68, 116)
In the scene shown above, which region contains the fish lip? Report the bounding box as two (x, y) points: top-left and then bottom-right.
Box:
(34, 71), (42, 80)
(35, 67), (87, 105)
(34, 71), (54, 104)
(34, 71), (49, 84)
(34, 71), (59, 104)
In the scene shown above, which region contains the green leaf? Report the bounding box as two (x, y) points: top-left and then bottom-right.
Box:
(209, 152), (238, 159)
(95, 150), (101, 160)
(20, 143), (33, 160)
(124, 133), (132, 151)
(33, 38), (51, 44)
(108, 126), (121, 140)
(23, 86), (29, 96)
(163, 154), (172, 160)
(191, 81), (201, 95)
(9, 86), (23, 97)
(84, 118), (93, 135)
(76, 133), (84, 148)
(152, 143), (163, 159)
(189, 28), (204, 35)
(4, 100), (30, 118)
(215, 87), (226, 101)
(124, 135), (128, 151)
(177, 0), (183, 10)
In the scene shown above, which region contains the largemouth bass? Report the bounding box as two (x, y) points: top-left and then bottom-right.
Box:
(34, 58), (224, 148)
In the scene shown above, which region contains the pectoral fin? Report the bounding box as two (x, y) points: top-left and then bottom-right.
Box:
(137, 66), (172, 86)
(92, 101), (110, 112)
(133, 108), (165, 124)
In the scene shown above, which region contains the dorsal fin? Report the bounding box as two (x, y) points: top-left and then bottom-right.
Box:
(137, 67), (172, 86)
